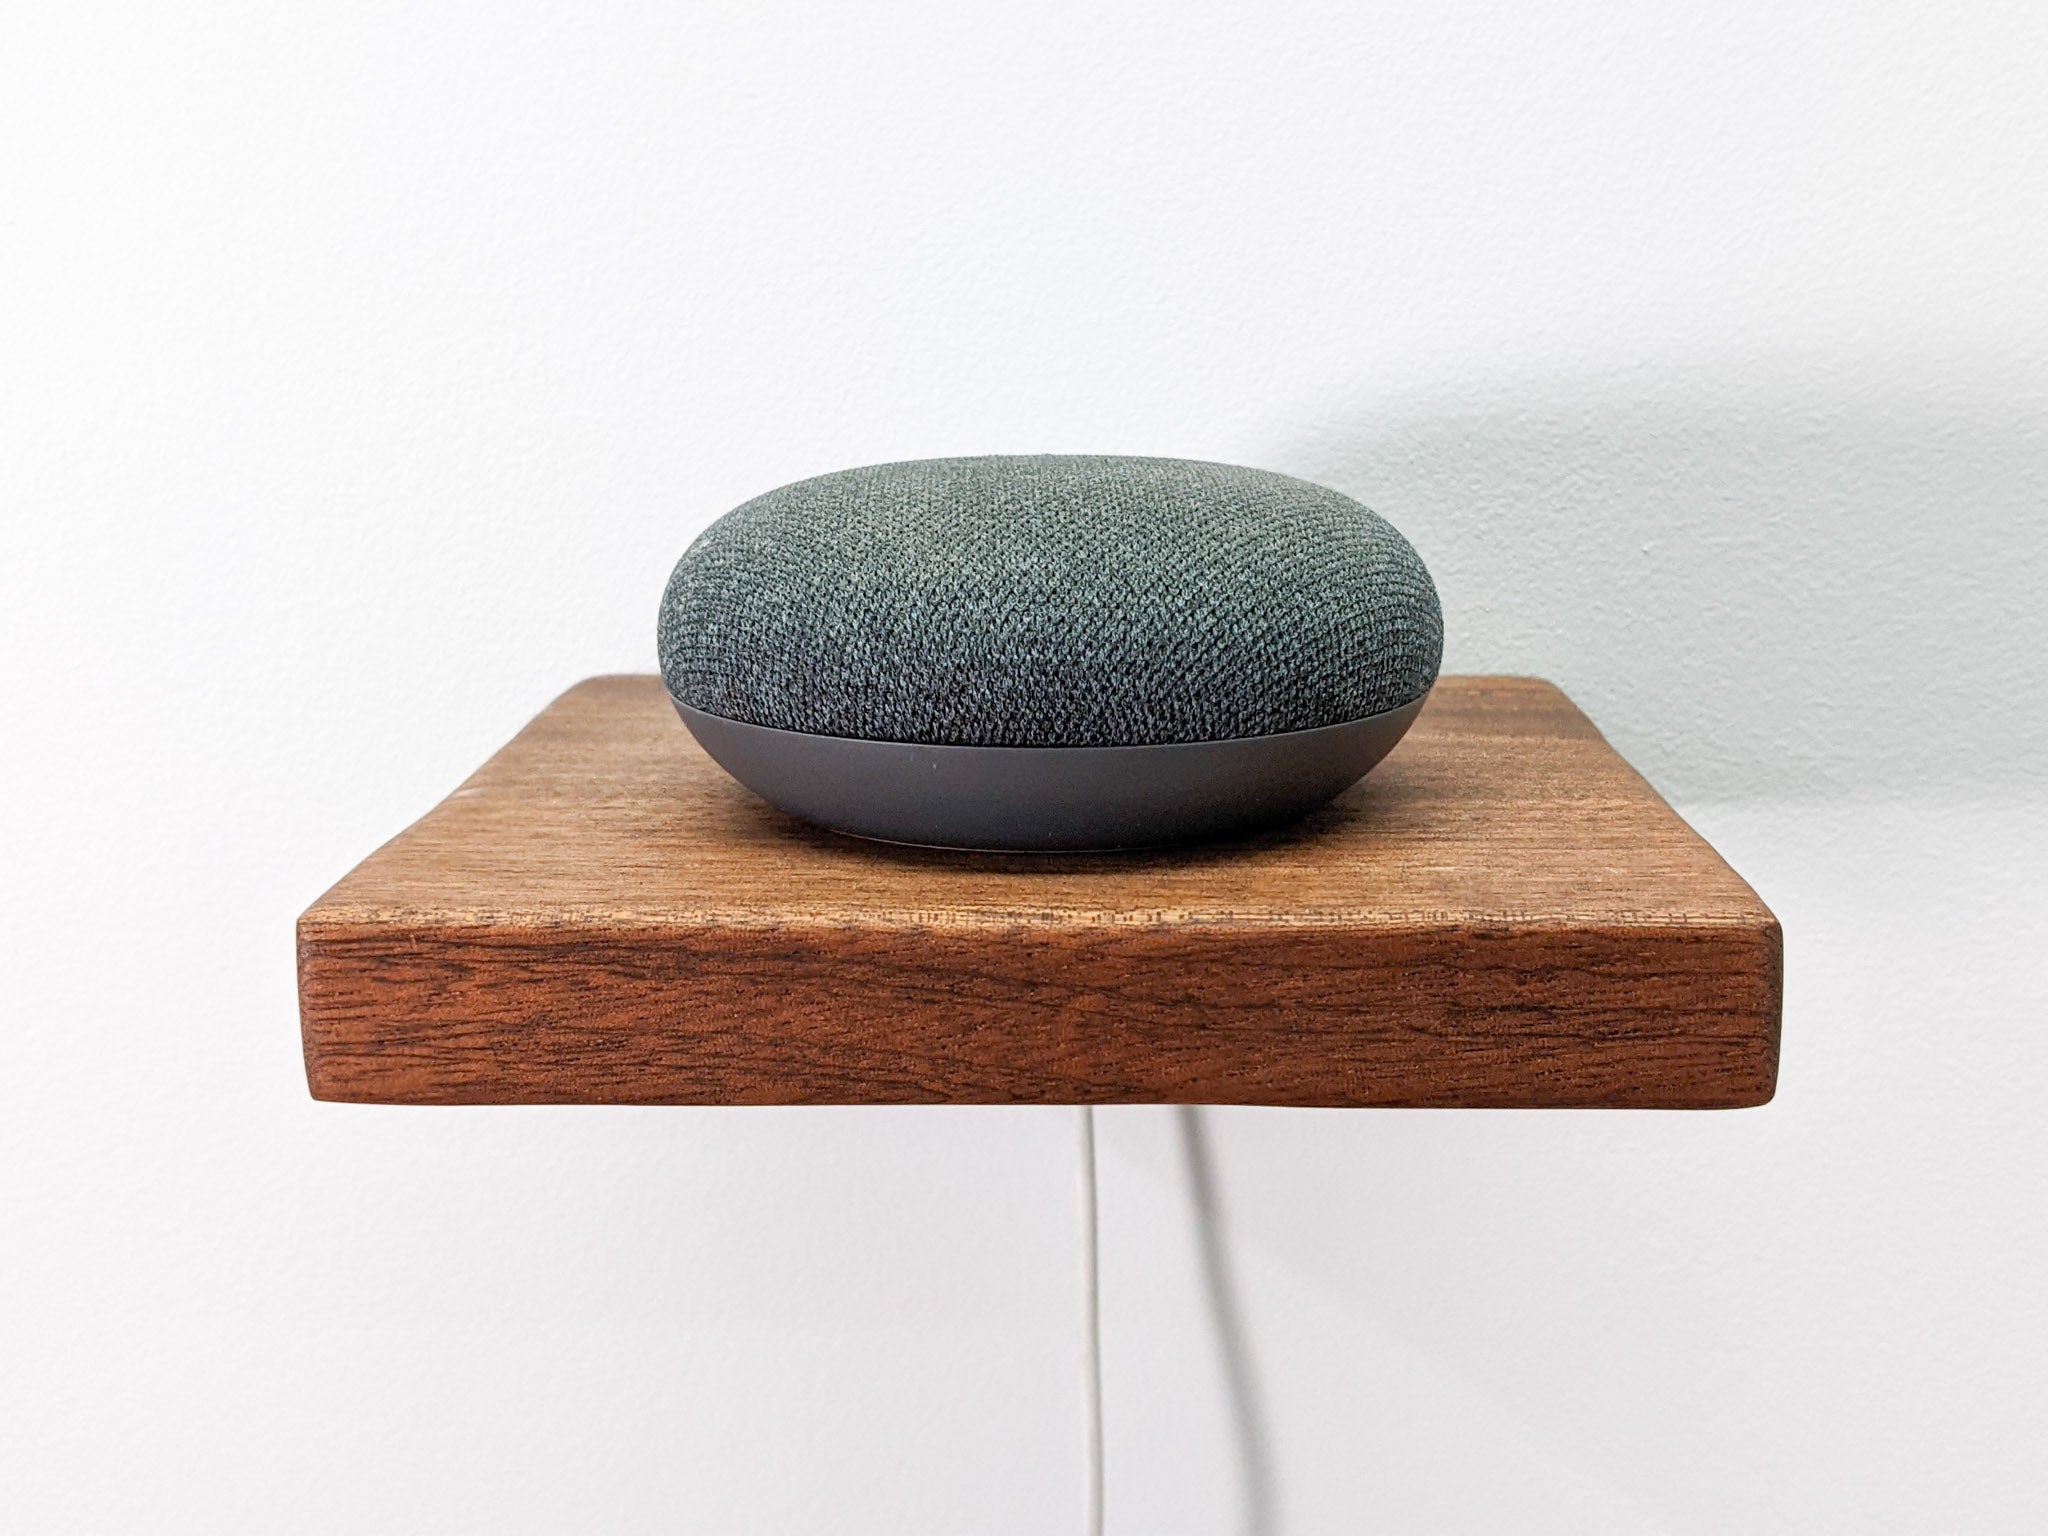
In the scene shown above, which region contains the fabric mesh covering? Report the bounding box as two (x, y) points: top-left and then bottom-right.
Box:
(658, 455), (1443, 747)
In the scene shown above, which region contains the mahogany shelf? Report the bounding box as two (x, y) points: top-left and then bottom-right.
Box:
(297, 675), (1780, 1108)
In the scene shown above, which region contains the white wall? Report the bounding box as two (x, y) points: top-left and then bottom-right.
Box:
(4, 3), (2044, 1531)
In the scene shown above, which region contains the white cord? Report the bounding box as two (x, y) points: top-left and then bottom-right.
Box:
(1079, 1104), (1104, 1536)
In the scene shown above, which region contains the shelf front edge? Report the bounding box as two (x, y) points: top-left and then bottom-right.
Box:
(297, 911), (1782, 1109)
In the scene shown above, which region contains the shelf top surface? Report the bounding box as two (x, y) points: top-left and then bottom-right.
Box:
(303, 674), (1771, 936)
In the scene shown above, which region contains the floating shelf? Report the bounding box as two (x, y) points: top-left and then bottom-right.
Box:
(297, 675), (1780, 1108)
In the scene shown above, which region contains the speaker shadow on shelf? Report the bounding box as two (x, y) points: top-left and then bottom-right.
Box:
(758, 792), (1372, 876)
(1180, 1104), (1278, 1536)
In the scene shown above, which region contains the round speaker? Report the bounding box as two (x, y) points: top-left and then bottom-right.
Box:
(657, 455), (1442, 849)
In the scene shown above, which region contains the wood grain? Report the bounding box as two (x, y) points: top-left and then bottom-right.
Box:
(298, 676), (1781, 1107)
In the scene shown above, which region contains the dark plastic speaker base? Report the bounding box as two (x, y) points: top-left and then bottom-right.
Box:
(671, 693), (1428, 851)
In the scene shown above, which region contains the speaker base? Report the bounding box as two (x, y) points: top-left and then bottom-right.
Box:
(670, 694), (1428, 851)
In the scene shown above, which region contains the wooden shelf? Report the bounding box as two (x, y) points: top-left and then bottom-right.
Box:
(297, 675), (1780, 1108)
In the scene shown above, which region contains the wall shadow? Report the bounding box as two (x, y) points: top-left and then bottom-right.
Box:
(1180, 1105), (1279, 1536)
(1272, 352), (2047, 800)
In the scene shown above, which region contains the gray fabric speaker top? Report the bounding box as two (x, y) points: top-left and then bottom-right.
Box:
(658, 455), (1442, 748)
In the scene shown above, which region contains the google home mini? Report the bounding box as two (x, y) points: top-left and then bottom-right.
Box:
(657, 455), (1442, 849)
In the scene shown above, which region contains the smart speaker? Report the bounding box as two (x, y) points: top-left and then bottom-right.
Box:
(657, 455), (1442, 849)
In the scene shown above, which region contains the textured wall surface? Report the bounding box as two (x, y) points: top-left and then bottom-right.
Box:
(4, 3), (2045, 1531)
